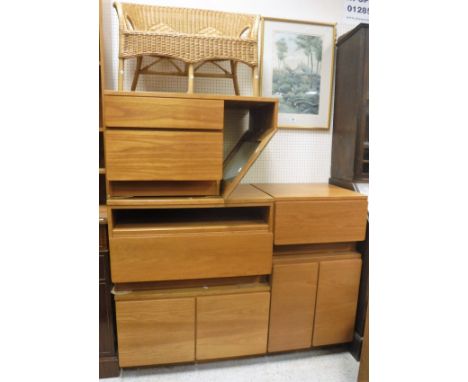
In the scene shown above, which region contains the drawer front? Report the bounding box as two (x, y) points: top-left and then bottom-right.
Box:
(116, 298), (195, 367)
(104, 95), (224, 130)
(312, 258), (362, 346)
(106, 129), (223, 181)
(268, 262), (318, 352)
(109, 231), (273, 283)
(274, 200), (367, 244)
(196, 292), (270, 360)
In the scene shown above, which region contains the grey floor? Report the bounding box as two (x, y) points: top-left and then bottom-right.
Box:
(106, 346), (359, 382)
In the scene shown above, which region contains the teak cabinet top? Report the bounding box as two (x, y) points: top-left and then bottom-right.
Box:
(253, 183), (367, 201)
(103, 90), (278, 104)
(107, 184), (273, 207)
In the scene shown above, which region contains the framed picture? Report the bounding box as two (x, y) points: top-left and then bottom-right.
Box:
(260, 17), (336, 129)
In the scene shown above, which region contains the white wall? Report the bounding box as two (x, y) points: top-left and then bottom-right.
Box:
(101, 0), (359, 184)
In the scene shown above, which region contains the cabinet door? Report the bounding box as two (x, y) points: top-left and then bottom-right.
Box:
(196, 292), (270, 360)
(116, 298), (195, 367)
(268, 262), (318, 352)
(312, 259), (362, 346)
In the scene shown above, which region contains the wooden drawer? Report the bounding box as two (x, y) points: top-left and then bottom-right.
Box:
(116, 298), (195, 367)
(104, 95), (224, 130)
(268, 262), (318, 352)
(312, 258), (362, 346)
(109, 230), (272, 283)
(105, 129), (223, 181)
(274, 199), (367, 244)
(196, 292), (270, 360)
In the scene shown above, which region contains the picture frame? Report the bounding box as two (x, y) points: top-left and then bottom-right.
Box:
(260, 17), (336, 129)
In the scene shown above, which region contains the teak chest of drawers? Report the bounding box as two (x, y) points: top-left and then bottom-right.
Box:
(102, 92), (278, 199)
(107, 183), (368, 369)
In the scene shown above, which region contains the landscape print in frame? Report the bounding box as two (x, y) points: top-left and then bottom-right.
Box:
(260, 18), (335, 129)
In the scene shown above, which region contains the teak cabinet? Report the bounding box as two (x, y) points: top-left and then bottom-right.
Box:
(254, 184), (367, 353)
(108, 180), (367, 369)
(102, 92), (278, 199)
(268, 253), (362, 352)
(114, 281), (270, 367)
(107, 185), (274, 283)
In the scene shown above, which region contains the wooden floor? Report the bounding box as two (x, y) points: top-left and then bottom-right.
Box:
(104, 347), (359, 382)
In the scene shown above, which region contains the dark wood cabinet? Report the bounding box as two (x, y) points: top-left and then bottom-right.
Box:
(329, 23), (369, 360)
(99, 213), (120, 378)
(330, 23), (369, 187)
(99, 1), (119, 376)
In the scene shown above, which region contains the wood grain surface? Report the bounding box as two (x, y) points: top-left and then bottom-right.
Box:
(104, 95), (223, 130)
(109, 230), (273, 283)
(274, 199), (368, 244)
(116, 298), (195, 367)
(313, 258), (362, 346)
(105, 129), (223, 181)
(196, 292), (270, 360)
(268, 262), (318, 352)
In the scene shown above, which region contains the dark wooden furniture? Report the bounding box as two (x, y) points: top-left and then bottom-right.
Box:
(330, 23), (369, 188)
(329, 23), (369, 360)
(99, 2), (119, 377)
(99, 208), (119, 378)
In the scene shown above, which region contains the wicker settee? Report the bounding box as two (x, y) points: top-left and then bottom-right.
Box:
(113, 2), (261, 95)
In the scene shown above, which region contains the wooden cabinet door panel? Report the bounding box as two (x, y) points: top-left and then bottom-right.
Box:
(196, 292), (270, 360)
(116, 298), (195, 367)
(312, 258), (362, 346)
(268, 262), (318, 352)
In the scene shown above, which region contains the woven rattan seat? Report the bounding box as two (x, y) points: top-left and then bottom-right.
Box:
(114, 2), (260, 95)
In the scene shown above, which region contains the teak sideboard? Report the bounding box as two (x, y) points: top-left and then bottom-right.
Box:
(105, 183), (367, 368)
(99, 67), (367, 372)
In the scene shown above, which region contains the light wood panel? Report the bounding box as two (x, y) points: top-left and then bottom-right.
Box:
(109, 231), (273, 283)
(107, 184), (273, 207)
(105, 129), (223, 181)
(104, 90), (278, 104)
(114, 280), (270, 302)
(254, 183), (366, 201)
(196, 292), (270, 360)
(274, 199), (368, 244)
(109, 180), (220, 197)
(313, 258), (362, 346)
(268, 262), (319, 352)
(104, 95), (223, 130)
(116, 298), (195, 367)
